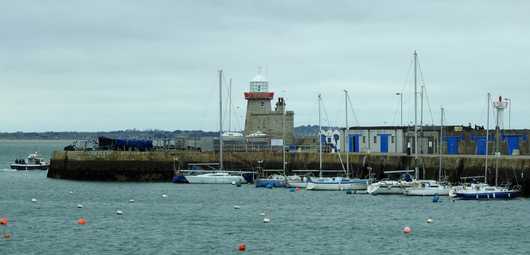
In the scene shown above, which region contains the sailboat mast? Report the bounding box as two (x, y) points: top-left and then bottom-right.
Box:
(219, 70), (224, 171)
(495, 97), (500, 187)
(439, 107), (444, 182)
(282, 98), (286, 175)
(318, 94), (323, 178)
(345, 90), (349, 178)
(414, 51), (419, 179)
(420, 85), (424, 154)
(228, 78), (232, 133)
(485, 92), (490, 183)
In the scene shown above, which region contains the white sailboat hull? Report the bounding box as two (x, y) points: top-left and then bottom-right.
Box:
(403, 180), (450, 196)
(404, 187), (450, 196)
(306, 182), (352, 191)
(306, 178), (368, 191)
(185, 174), (246, 184)
(367, 185), (404, 195)
(287, 181), (308, 188)
(367, 181), (411, 195)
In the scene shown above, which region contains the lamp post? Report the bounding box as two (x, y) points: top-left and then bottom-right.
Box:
(396, 92), (403, 127)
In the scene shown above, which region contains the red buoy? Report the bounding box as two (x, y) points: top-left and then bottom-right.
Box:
(78, 217), (86, 225)
(0, 217), (8, 225)
(295, 187), (301, 192)
(403, 226), (412, 234)
(238, 243), (246, 251)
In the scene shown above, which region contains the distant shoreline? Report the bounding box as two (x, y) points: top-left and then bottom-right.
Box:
(0, 125), (323, 140)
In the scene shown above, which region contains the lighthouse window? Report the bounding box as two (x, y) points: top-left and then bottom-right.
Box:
(374, 136), (377, 144)
(260, 102), (265, 107)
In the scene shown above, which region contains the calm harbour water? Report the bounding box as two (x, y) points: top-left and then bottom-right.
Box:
(1, 140), (530, 254)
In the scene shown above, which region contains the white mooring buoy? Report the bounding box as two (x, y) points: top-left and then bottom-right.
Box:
(427, 218), (433, 224)
(234, 205), (241, 209)
(116, 210), (123, 215)
(77, 204), (84, 209)
(31, 198), (37, 203)
(162, 194), (168, 198)
(129, 199), (135, 203)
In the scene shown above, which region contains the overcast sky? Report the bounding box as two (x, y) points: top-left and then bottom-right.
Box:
(1, 1), (528, 132)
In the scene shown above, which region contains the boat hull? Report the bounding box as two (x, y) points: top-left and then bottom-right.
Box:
(367, 186), (404, 195)
(286, 181), (308, 188)
(185, 175), (247, 184)
(306, 178), (368, 191)
(10, 164), (48, 170)
(172, 175), (189, 184)
(404, 188), (450, 196)
(455, 191), (519, 200)
(306, 182), (352, 191)
(255, 179), (286, 188)
(403, 186), (451, 196)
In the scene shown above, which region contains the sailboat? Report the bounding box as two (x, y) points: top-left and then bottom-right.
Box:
(306, 93), (367, 191)
(366, 170), (415, 195)
(453, 93), (519, 200)
(368, 51), (428, 195)
(255, 88), (290, 188)
(185, 70), (247, 184)
(404, 106), (450, 196)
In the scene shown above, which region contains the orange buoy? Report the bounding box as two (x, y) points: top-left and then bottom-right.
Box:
(403, 226), (412, 234)
(238, 243), (246, 251)
(0, 217), (8, 225)
(77, 217), (86, 225)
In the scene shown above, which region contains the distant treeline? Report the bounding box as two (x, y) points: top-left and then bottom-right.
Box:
(0, 126), (337, 140)
(0, 129), (218, 140)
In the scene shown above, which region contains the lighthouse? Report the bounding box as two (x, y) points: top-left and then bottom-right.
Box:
(244, 68), (294, 144)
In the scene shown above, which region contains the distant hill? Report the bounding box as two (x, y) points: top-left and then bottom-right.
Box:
(0, 130), (217, 140)
(0, 126), (339, 140)
(294, 125), (339, 137)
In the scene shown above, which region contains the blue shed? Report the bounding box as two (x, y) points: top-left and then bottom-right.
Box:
(445, 136), (463, 155)
(502, 135), (528, 155)
(348, 134), (361, 152)
(472, 135), (494, 155)
(378, 134), (391, 153)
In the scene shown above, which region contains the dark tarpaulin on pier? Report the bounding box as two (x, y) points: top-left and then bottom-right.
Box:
(97, 136), (153, 151)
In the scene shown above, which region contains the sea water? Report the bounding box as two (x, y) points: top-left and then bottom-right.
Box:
(1, 140), (529, 254)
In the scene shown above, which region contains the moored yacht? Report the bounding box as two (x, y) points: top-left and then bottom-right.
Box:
(307, 177), (368, 191)
(404, 107), (450, 196)
(453, 183), (519, 200)
(183, 70), (250, 184)
(185, 172), (247, 184)
(452, 94), (520, 200)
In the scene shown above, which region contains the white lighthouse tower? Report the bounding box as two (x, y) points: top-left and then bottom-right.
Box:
(493, 96), (508, 130)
